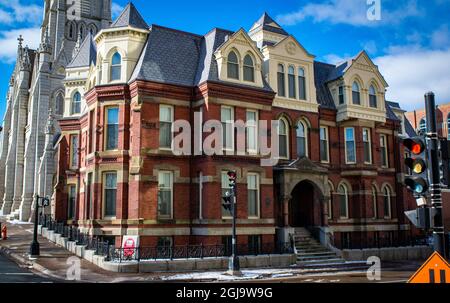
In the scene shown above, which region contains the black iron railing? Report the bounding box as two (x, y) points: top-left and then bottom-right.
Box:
(37, 214), (294, 263)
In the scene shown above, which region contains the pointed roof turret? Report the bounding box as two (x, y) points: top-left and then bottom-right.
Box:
(249, 12), (288, 36)
(68, 32), (97, 68)
(110, 2), (148, 30)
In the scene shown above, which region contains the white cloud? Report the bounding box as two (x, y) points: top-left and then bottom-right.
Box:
(0, 0), (42, 25)
(323, 53), (350, 65)
(276, 0), (420, 27)
(0, 27), (41, 63)
(374, 47), (450, 111)
(112, 2), (124, 20)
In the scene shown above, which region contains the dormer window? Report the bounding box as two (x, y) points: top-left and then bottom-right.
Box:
(110, 52), (121, 81)
(71, 91), (81, 115)
(227, 51), (239, 80)
(369, 85), (377, 108)
(243, 54), (254, 82)
(298, 67), (306, 100)
(277, 64), (285, 97)
(288, 66), (296, 99)
(352, 81), (360, 105)
(338, 86), (344, 104)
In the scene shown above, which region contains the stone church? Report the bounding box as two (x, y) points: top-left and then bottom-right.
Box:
(0, 0), (111, 221)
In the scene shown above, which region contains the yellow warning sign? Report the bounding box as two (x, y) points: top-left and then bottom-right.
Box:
(408, 251), (450, 283)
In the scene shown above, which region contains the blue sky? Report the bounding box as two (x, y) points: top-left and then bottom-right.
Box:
(0, 0), (449, 120)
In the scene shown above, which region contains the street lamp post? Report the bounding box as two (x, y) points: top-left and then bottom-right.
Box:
(227, 171), (240, 275)
(29, 195), (49, 258)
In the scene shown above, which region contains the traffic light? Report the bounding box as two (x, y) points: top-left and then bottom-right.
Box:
(222, 191), (232, 211)
(227, 171), (237, 189)
(403, 137), (429, 195)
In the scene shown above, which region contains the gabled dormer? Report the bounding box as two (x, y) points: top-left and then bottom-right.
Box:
(214, 28), (265, 88)
(327, 51), (388, 123)
(249, 13), (318, 113)
(94, 2), (149, 85)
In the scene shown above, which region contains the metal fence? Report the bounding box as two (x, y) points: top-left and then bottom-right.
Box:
(38, 214), (293, 262)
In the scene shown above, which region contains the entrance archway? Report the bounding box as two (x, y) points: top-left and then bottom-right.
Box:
(289, 180), (324, 228)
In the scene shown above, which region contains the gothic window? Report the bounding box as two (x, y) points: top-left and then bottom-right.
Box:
(369, 85), (377, 108)
(55, 93), (64, 115)
(66, 21), (75, 40)
(288, 66), (296, 99)
(382, 186), (392, 219)
(243, 54), (254, 82)
(71, 91), (81, 114)
(277, 64), (285, 97)
(338, 183), (349, 219)
(352, 81), (361, 105)
(110, 52), (122, 81)
(296, 120), (308, 158)
(88, 24), (98, 36)
(278, 118), (289, 159)
(227, 51), (239, 80)
(298, 67), (306, 100)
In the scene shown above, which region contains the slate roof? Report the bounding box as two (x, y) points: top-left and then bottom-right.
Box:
(313, 61), (336, 109)
(404, 118), (417, 137)
(67, 33), (96, 68)
(249, 12), (288, 36)
(130, 25), (273, 92)
(110, 2), (148, 30)
(385, 101), (400, 121)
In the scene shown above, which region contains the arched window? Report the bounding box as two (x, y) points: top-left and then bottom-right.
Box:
(55, 93), (64, 115)
(352, 81), (360, 105)
(79, 24), (86, 40)
(69, 23), (74, 39)
(288, 66), (296, 99)
(338, 184), (349, 219)
(419, 118), (426, 132)
(89, 24), (97, 36)
(227, 51), (239, 79)
(372, 186), (378, 219)
(110, 52), (121, 81)
(277, 64), (285, 97)
(278, 118), (289, 158)
(298, 67), (306, 100)
(296, 121), (307, 158)
(71, 91), (81, 114)
(369, 85), (377, 108)
(243, 54), (254, 82)
(383, 186), (392, 219)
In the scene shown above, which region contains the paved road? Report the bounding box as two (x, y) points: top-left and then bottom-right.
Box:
(0, 253), (54, 283)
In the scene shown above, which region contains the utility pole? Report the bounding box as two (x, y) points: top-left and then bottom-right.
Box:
(425, 92), (446, 257)
(223, 170), (240, 275)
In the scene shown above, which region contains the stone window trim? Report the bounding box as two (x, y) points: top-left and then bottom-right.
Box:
(246, 109), (258, 155)
(243, 53), (255, 83)
(277, 62), (308, 102)
(158, 170), (174, 220)
(159, 104), (174, 151)
(337, 181), (351, 219)
(379, 134), (389, 168)
(278, 117), (290, 160)
(344, 127), (356, 164)
(71, 91), (82, 115)
(226, 50), (240, 80)
(221, 105), (235, 152)
(382, 184), (393, 219)
(295, 119), (309, 158)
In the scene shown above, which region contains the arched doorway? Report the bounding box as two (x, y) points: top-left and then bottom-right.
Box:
(289, 180), (323, 228)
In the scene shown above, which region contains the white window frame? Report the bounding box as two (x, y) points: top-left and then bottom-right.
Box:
(372, 186), (378, 219)
(246, 110), (258, 155)
(380, 134), (389, 168)
(278, 118), (289, 159)
(159, 104), (174, 151)
(296, 120), (308, 158)
(221, 171), (233, 219)
(320, 126), (329, 163)
(362, 128), (372, 164)
(158, 171), (174, 220)
(344, 127), (356, 164)
(221, 106), (234, 152)
(247, 173), (260, 219)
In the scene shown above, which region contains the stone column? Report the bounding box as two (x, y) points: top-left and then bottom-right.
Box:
(0, 81), (14, 210)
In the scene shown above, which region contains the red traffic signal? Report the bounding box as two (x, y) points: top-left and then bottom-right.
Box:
(227, 171), (237, 181)
(402, 137), (426, 155)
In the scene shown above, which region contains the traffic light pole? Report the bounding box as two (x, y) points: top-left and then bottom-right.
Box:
(228, 184), (240, 275)
(425, 92), (446, 257)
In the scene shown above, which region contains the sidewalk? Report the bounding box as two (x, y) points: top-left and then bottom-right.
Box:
(0, 218), (164, 282)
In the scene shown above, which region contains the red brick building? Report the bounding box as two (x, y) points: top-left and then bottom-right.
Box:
(405, 102), (450, 138)
(54, 4), (420, 250)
